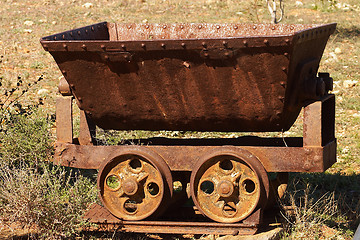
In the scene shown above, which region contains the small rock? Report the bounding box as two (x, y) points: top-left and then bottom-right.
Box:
(37, 89), (49, 96)
(295, 1), (304, 7)
(341, 146), (350, 154)
(24, 20), (34, 26)
(52, 21), (57, 25)
(334, 47), (342, 54)
(343, 80), (357, 88)
(321, 225), (339, 238)
(217, 228), (283, 240)
(142, 19), (148, 23)
(82, 2), (93, 8)
(24, 29), (33, 33)
(329, 52), (338, 61)
(353, 112), (360, 118)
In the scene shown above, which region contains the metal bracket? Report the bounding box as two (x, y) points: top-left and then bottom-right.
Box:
(303, 94), (335, 147)
(56, 96), (73, 143)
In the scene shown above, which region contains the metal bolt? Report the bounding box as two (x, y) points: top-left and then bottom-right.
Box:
(43, 45), (49, 51)
(216, 25), (220, 29)
(198, 25), (202, 29)
(141, 43), (146, 48)
(280, 81), (286, 87)
(104, 55), (109, 60)
(77, 31), (81, 35)
(217, 180), (234, 198)
(285, 38), (290, 43)
(243, 40), (248, 46)
(123, 178), (139, 196)
(284, 52), (289, 57)
(69, 83), (75, 88)
(181, 42), (186, 48)
(62, 70), (67, 75)
(282, 67), (287, 72)
(145, 25), (149, 29)
(91, 26), (95, 31)
(180, 25), (184, 29)
(78, 97), (82, 102)
(81, 44), (87, 50)
(202, 42), (207, 48)
(163, 25), (167, 29)
(222, 41), (228, 47)
(264, 39), (269, 45)
(100, 44), (106, 50)
(253, 26), (257, 30)
(272, 26), (276, 30)
(121, 44), (126, 49)
(161, 43), (166, 48)
(234, 25), (238, 30)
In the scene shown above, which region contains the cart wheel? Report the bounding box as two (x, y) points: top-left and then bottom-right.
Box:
(98, 147), (172, 220)
(190, 148), (269, 223)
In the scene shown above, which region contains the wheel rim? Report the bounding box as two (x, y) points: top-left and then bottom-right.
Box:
(191, 148), (268, 223)
(98, 148), (172, 220)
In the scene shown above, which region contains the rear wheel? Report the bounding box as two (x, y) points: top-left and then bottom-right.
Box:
(190, 148), (269, 223)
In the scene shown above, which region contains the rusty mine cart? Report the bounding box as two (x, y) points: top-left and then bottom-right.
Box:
(41, 22), (337, 235)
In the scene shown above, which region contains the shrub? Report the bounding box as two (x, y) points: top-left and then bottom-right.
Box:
(0, 76), (97, 239)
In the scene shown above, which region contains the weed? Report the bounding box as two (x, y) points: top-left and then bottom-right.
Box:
(0, 74), (97, 239)
(0, 161), (97, 239)
(280, 173), (360, 239)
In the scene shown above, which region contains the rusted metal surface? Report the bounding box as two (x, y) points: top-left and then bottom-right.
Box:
(303, 94), (335, 147)
(58, 76), (72, 96)
(43, 22), (337, 235)
(54, 140), (336, 172)
(97, 146), (173, 221)
(84, 203), (259, 235)
(190, 148), (269, 223)
(56, 96), (73, 143)
(78, 110), (95, 145)
(41, 22), (336, 132)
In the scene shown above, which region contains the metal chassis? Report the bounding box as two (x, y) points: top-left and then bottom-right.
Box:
(54, 93), (336, 235)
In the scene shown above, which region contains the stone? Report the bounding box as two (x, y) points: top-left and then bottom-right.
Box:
(343, 80), (357, 88)
(24, 20), (34, 26)
(82, 2), (93, 8)
(295, 1), (304, 7)
(216, 228), (283, 240)
(334, 47), (342, 54)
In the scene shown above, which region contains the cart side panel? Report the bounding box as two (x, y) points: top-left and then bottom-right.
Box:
(50, 46), (292, 131)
